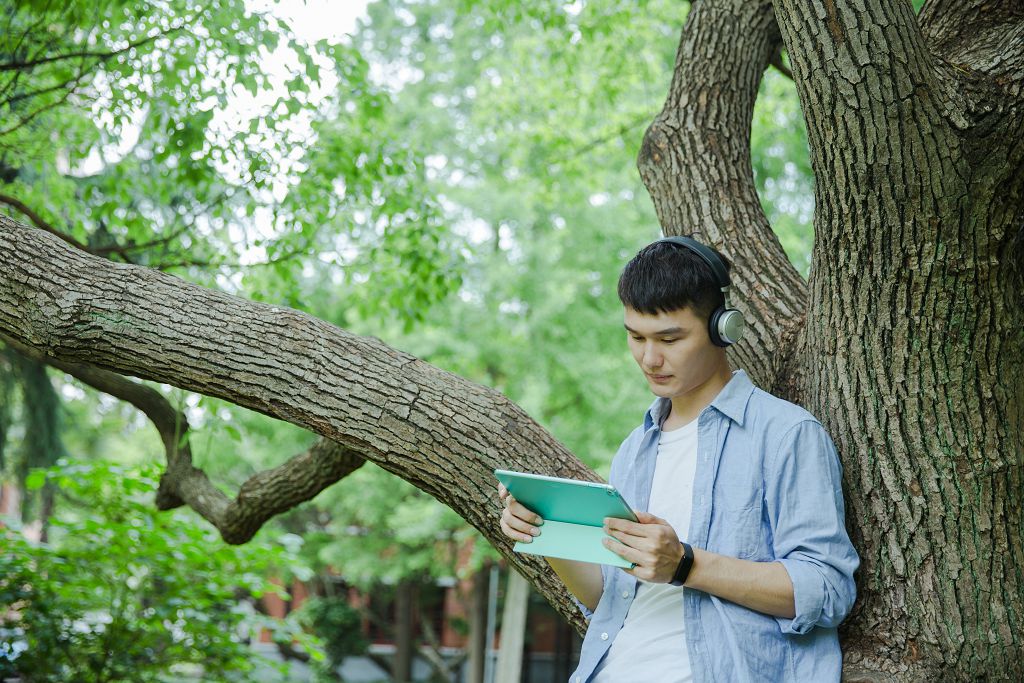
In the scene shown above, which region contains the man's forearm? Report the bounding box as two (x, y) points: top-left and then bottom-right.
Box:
(547, 557), (604, 613)
(684, 549), (795, 618)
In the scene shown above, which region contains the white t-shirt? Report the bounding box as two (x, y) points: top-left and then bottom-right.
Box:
(592, 418), (698, 683)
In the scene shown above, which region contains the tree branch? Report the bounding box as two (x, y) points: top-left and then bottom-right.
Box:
(0, 27), (181, 72)
(0, 67), (89, 137)
(918, 1), (1024, 142)
(771, 0), (949, 157)
(0, 214), (591, 634)
(0, 192), (91, 252)
(637, 0), (806, 395)
(0, 333), (365, 545)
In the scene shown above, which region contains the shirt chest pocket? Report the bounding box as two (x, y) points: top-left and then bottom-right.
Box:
(708, 460), (764, 559)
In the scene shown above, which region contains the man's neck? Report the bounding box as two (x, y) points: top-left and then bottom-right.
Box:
(662, 362), (734, 430)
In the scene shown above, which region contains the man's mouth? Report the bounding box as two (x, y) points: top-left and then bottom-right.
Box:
(647, 373), (672, 383)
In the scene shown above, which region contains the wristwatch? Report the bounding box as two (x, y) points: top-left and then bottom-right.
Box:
(669, 542), (694, 586)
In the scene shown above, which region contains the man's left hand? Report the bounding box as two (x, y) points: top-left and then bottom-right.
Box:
(603, 512), (685, 583)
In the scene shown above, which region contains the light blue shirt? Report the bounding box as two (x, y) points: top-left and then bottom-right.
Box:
(570, 370), (859, 683)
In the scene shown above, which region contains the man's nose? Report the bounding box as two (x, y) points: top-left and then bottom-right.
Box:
(643, 344), (662, 369)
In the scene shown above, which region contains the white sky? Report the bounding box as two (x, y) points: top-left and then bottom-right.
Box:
(255, 0), (371, 43)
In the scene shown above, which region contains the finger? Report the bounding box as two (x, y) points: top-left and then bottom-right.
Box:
(500, 513), (537, 543)
(604, 517), (646, 538)
(605, 527), (656, 553)
(498, 483), (508, 500)
(500, 516), (536, 544)
(509, 499), (543, 526)
(633, 511), (667, 526)
(602, 536), (643, 565)
(501, 508), (542, 540)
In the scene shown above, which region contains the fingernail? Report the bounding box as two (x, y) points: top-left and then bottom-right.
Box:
(531, 527), (541, 536)
(536, 518), (544, 525)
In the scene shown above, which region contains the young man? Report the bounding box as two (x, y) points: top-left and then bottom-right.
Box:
(498, 237), (859, 682)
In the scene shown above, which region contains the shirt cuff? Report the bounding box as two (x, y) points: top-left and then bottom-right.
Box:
(572, 596), (594, 619)
(775, 558), (825, 634)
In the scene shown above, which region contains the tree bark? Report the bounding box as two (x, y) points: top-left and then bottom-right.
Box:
(0, 213), (591, 634)
(639, 0), (1024, 679)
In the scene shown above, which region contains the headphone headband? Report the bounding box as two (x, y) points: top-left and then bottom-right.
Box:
(655, 236), (730, 293)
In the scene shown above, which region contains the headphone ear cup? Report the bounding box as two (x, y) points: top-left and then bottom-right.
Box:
(708, 307), (727, 347)
(716, 309), (745, 346)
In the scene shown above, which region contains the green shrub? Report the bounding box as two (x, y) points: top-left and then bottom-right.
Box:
(0, 460), (322, 682)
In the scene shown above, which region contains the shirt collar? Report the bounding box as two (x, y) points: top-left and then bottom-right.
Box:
(710, 369), (754, 425)
(643, 369), (755, 429)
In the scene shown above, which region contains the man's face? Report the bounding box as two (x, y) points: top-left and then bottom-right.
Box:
(624, 306), (723, 400)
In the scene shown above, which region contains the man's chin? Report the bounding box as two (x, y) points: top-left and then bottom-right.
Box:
(647, 382), (677, 397)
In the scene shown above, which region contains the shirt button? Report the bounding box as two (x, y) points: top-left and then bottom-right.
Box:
(575, 678), (582, 683)
(601, 632), (609, 640)
(621, 590), (629, 598)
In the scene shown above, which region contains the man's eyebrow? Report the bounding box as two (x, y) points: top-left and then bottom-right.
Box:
(624, 324), (685, 335)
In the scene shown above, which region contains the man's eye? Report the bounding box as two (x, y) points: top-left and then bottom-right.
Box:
(661, 338), (678, 344)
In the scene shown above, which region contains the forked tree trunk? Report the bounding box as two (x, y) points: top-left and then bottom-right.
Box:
(638, 0), (1024, 679)
(776, 1), (1024, 677)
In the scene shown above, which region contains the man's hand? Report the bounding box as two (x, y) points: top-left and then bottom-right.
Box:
(498, 483), (543, 543)
(603, 511), (685, 583)
(496, 482), (604, 611)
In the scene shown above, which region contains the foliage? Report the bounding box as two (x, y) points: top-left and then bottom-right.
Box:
(0, 460), (322, 682)
(297, 595), (370, 680)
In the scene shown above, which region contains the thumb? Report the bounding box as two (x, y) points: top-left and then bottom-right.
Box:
(634, 511), (667, 525)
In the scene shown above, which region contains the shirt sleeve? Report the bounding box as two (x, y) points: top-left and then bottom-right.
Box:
(765, 419), (860, 635)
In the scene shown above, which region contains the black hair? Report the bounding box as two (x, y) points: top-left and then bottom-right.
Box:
(617, 239), (731, 318)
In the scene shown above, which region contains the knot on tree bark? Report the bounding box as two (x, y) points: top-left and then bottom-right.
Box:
(638, 120), (673, 171)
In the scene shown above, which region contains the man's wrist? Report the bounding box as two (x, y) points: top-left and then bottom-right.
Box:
(669, 542), (695, 586)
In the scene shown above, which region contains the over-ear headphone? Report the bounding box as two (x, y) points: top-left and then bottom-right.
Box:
(655, 236), (745, 347)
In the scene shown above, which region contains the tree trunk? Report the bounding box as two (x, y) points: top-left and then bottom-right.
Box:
(638, 0), (1024, 679)
(467, 565), (490, 683)
(393, 580), (415, 683)
(8, 353), (66, 525)
(494, 570), (529, 683)
(773, 1), (1024, 679)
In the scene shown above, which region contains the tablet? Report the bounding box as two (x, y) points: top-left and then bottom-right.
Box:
(495, 469), (637, 568)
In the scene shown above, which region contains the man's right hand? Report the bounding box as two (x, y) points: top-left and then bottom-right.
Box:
(496, 482), (604, 612)
(498, 483), (544, 543)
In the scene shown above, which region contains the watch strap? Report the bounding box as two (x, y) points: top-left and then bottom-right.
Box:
(669, 542), (694, 586)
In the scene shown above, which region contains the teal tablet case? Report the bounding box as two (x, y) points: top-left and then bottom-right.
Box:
(495, 469), (637, 568)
